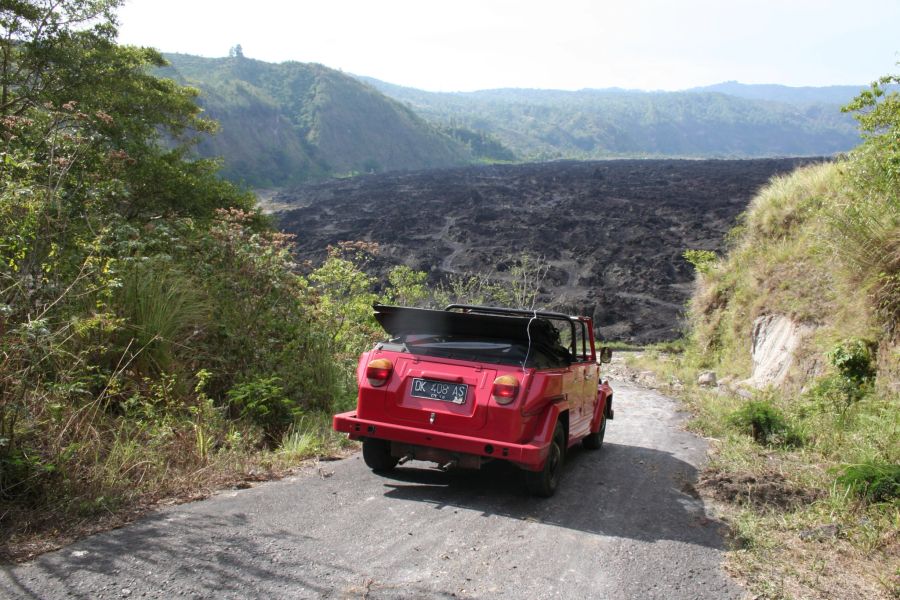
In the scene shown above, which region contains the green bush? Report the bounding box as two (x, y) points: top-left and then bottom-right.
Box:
(226, 377), (297, 443)
(682, 249), (718, 274)
(828, 339), (877, 382)
(806, 339), (878, 413)
(728, 399), (802, 447)
(836, 462), (900, 503)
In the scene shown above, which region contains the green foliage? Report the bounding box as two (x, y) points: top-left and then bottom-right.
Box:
(387, 264), (428, 306)
(309, 242), (381, 362)
(682, 249), (718, 274)
(728, 399), (802, 447)
(836, 462), (900, 503)
(226, 377), (296, 442)
(0, 0), (349, 536)
(438, 124), (516, 162)
(842, 70), (900, 195)
(114, 261), (209, 376)
(828, 338), (877, 383)
(669, 65), (900, 595)
(833, 70), (900, 331)
(804, 339), (878, 416)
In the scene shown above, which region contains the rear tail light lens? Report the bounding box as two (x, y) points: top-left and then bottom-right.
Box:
(366, 358), (393, 387)
(492, 374), (519, 405)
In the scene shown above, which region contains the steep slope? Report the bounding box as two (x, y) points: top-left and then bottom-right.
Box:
(358, 77), (860, 160)
(665, 159), (899, 600)
(159, 54), (471, 186)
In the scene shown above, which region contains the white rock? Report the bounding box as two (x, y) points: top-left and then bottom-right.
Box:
(746, 314), (814, 389)
(697, 371), (717, 386)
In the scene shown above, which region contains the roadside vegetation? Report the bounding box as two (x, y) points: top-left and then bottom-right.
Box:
(0, 1), (559, 559)
(0, 0), (446, 560)
(631, 70), (900, 599)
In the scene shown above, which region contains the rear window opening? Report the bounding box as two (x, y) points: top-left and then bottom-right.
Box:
(386, 332), (572, 368)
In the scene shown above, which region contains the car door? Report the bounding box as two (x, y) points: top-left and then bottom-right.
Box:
(569, 320), (595, 439)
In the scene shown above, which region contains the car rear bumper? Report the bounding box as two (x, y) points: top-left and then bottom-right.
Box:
(333, 411), (549, 470)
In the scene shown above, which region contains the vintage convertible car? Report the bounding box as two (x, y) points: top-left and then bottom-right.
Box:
(333, 304), (614, 496)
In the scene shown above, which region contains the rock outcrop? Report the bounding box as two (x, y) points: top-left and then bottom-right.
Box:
(745, 314), (815, 388)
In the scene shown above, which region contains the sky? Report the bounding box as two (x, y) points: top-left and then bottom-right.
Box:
(116, 0), (900, 92)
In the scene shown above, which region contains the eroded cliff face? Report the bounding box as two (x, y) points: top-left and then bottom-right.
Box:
(745, 315), (818, 389)
(275, 158), (817, 342)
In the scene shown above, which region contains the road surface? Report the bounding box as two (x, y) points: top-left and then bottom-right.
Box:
(0, 382), (742, 599)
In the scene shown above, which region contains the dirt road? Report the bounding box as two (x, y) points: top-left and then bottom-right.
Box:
(0, 382), (742, 599)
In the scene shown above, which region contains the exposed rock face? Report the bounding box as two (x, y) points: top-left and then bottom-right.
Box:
(746, 314), (815, 388)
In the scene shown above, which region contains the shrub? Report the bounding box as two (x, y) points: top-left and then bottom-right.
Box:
(836, 462), (900, 503)
(808, 339), (879, 413)
(728, 399), (802, 447)
(682, 249), (718, 274)
(827, 338), (877, 384)
(226, 377), (298, 444)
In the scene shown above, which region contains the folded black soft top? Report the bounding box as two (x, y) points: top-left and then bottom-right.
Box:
(372, 304), (563, 348)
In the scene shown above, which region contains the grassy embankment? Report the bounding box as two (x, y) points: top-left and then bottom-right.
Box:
(630, 78), (899, 598)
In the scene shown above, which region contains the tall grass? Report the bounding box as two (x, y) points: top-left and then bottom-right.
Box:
(115, 261), (210, 376)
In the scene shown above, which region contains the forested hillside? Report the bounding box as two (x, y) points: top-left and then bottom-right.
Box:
(158, 53), (475, 186)
(360, 77), (861, 160)
(147, 53), (863, 187)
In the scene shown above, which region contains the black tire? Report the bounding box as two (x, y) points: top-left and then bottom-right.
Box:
(526, 422), (566, 497)
(362, 438), (398, 472)
(582, 413), (607, 450)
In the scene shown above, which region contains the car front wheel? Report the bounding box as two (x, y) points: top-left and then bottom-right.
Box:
(582, 413), (607, 450)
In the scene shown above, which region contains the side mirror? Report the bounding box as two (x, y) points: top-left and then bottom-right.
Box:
(599, 347), (613, 364)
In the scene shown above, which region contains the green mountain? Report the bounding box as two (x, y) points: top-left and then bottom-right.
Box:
(159, 54), (473, 186)
(358, 77), (862, 160)
(159, 52), (863, 186)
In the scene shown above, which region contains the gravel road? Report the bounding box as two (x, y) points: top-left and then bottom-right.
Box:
(0, 382), (742, 599)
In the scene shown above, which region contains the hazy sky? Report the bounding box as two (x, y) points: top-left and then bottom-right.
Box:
(116, 0), (899, 92)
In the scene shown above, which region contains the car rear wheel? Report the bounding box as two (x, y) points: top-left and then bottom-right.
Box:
(362, 438), (399, 471)
(526, 421), (565, 497)
(582, 413), (607, 450)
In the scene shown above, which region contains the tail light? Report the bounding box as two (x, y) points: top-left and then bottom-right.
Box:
(366, 358), (393, 387)
(492, 374), (519, 405)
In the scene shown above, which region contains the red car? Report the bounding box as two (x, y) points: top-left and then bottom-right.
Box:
(333, 304), (614, 496)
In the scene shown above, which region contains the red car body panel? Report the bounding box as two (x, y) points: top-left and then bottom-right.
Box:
(333, 307), (613, 473)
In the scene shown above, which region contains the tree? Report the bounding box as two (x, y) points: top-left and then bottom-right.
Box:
(0, 0), (123, 116)
(229, 44), (243, 58)
(842, 67), (900, 195)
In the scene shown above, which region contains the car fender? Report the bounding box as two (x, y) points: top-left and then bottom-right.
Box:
(521, 402), (566, 471)
(589, 382), (613, 432)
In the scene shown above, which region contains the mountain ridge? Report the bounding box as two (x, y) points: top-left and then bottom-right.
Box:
(156, 53), (864, 186)
(159, 53), (473, 186)
(358, 75), (861, 161)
